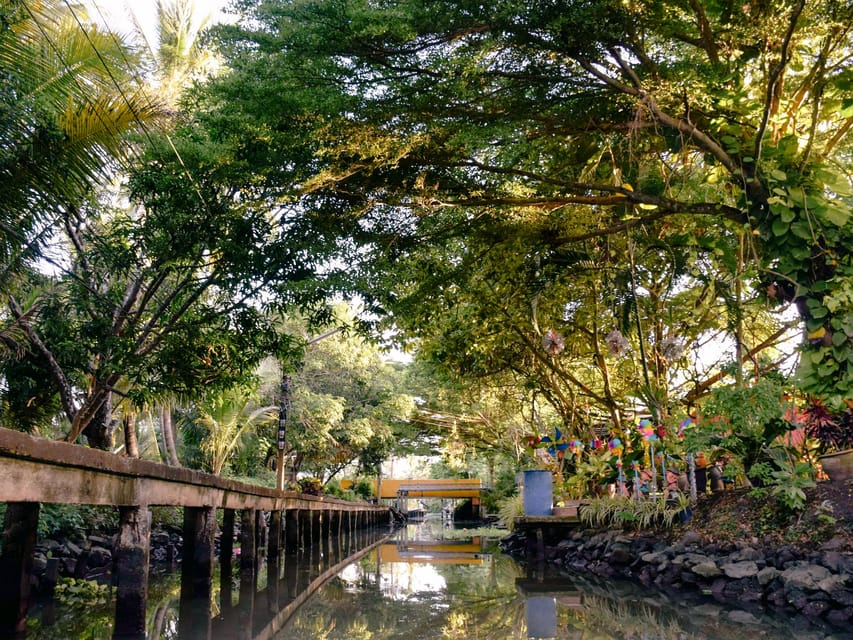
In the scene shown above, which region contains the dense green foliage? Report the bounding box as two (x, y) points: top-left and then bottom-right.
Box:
(2, 0), (853, 514)
(0, 1), (362, 451)
(272, 308), (417, 480)
(193, 0), (853, 442)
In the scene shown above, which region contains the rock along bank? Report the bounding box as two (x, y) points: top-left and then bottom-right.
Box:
(500, 525), (853, 629)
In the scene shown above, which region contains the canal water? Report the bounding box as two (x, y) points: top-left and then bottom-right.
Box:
(23, 518), (852, 639)
(278, 519), (846, 640)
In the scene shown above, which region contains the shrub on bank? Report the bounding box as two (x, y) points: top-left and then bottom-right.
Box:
(579, 495), (691, 530)
(497, 493), (524, 530)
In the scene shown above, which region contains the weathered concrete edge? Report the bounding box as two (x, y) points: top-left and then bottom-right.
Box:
(0, 427), (384, 512)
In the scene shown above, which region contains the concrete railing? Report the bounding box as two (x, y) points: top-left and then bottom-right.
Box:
(0, 428), (392, 639)
(0, 427), (380, 512)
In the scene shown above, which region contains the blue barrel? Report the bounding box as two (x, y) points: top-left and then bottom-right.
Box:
(521, 469), (553, 516)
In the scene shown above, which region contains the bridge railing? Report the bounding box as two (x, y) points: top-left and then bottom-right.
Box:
(0, 427), (391, 639)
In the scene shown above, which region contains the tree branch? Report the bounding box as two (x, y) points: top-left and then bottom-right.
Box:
(682, 322), (797, 405)
(639, 90), (740, 176)
(822, 116), (853, 157)
(753, 0), (806, 163)
(688, 0), (719, 64)
(65, 372), (122, 444)
(9, 296), (78, 425)
(577, 58), (641, 96)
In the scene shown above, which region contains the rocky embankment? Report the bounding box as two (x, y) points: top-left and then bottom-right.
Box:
(30, 523), (225, 593)
(500, 527), (853, 628)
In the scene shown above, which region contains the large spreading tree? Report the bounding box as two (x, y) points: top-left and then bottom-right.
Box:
(195, 0), (853, 433)
(6, 0), (853, 457)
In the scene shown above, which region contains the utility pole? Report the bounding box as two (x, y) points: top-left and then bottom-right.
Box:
(276, 375), (292, 491)
(276, 327), (344, 491)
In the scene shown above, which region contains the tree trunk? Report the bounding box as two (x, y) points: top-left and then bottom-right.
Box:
(83, 391), (116, 450)
(0, 503), (40, 636)
(161, 406), (180, 466)
(123, 414), (139, 458)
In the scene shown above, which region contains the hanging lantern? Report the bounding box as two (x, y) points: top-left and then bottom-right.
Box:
(659, 335), (684, 361)
(605, 328), (630, 357)
(542, 329), (565, 355)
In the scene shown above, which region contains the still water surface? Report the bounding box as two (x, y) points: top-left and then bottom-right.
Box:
(280, 520), (849, 640)
(25, 519), (852, 639)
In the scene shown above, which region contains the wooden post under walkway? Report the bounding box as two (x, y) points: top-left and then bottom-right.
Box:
(178, 506), (216, 639)
(284, 509), (299, 556)
(321, 511), (332, 571)
(220, 509), (236, 610)
(238, 509), (257, 640)
(268, 511), (282, 564)
(113, 506), (151, 640)
(310, 511), (322, 578)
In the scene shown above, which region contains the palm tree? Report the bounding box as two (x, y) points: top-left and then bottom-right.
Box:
(125, 0), (219, 104)
(0, 1), (167, 444)
(0, 0), (165, 274)
(193, 386), (277, 476)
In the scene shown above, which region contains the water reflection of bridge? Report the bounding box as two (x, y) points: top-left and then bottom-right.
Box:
(378, 537), (490, 565)
(210, 532), (492, 638)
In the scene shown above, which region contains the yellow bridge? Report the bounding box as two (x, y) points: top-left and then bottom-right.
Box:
(341, 478), (487, 499)
(377, 478), (486, 499)
(342, 478), (489, 518)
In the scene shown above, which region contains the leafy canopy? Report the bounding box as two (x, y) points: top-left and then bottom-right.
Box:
(197, 0), (853, 434)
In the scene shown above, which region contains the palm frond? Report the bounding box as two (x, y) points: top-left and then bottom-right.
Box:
(0, 0), (168, 271)
(196, 387), (278, 475)
(60, 90), (165, 164)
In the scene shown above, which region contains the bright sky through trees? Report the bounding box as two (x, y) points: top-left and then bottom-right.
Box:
(84, 0), (229, 50)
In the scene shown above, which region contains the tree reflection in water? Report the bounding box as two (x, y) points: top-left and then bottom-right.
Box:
(23, 521), (843, 639)
(280, 522), (841, 640)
